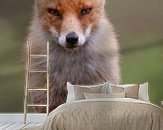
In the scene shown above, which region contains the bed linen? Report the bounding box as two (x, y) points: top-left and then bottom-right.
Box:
(23, 98), (163, 130)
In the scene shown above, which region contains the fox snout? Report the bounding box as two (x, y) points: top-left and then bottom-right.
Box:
(59, 30), (86, 50)
(57, 14), (87, 50)
(66, 32), (79, 48)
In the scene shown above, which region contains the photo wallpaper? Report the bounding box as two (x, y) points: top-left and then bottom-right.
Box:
(0, 0), (163, 112)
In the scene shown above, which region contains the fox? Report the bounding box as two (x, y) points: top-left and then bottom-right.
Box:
(26, 0), (120, 112)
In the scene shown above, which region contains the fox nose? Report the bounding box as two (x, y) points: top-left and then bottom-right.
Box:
(66, 32), (78, 46)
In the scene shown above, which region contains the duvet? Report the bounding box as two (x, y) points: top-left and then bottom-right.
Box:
(25, 98), (163, 130)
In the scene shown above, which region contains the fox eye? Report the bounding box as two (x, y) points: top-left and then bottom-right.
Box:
(80, 7), (92, 16)
(48, 8), (60, 16)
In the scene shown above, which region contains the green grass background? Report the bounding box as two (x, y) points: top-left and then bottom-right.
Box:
(0, 0), (163, 112)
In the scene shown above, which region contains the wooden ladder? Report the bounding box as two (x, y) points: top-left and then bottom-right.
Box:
(24, 40), (50, 124)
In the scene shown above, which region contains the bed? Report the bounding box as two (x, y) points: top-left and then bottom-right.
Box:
(23, 98), (163, 130)
(23, 82), (163, 130)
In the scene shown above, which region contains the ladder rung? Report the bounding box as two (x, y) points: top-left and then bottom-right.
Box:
(27, 104), (47, 107)
(29, 71), (47, 73)
(30, 54), (47, 57)
(28, 89), (47, 91)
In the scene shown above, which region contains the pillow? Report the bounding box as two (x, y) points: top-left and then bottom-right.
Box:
(66, 82), (111, 103)
(111, 82), (150, 102)
(138, 83), (149, 102)
(111, 84), (140, 99)
(84, 92), (126, 99)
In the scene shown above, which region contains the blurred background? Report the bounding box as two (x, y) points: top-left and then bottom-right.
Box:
(0, 0), (163, 112)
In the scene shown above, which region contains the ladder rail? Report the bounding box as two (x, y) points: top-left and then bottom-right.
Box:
(46, 42), (50, 116)
(24, 40), (31, 124)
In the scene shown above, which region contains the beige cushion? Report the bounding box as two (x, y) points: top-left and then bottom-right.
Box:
(66, 82), (111, 103)
(111, 83), (150, 102)
(111, 84), (140, 99)
(74, 86), (102, 100)
(84, 93), (126, 99)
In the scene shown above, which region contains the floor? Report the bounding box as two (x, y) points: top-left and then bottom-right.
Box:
(0, 122), (43, 130)
(0, 113), (46, 130)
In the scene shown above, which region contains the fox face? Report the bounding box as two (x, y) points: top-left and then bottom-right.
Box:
(35, 0), (106, 50)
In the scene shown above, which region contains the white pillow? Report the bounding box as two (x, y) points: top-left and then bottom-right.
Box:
(66, 82), (112, 103)
(138, 83), (149, 102)
(66, 82), (76, 103)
